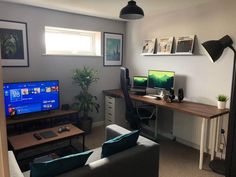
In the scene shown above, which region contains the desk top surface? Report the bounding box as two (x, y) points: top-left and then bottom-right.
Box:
(103, 89), (229, 119)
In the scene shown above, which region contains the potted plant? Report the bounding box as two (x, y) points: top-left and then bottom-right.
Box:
(72, 66), (100, 133)
(217, 94), (229, 109)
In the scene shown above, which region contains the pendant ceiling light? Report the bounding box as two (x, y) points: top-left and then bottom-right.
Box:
(119, 0), (144, 20)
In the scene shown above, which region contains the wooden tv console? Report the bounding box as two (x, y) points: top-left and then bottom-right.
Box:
(7, 110), (79, 134)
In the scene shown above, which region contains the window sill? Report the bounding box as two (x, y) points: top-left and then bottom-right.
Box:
(42, 54), (103, 57)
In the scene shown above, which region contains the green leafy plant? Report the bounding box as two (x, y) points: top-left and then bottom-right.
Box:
(72, 66), (100, 118)
(217, 95), (229, 102)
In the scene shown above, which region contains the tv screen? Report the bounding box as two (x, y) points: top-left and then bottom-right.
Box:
(3, 80), (60, 117)
(148, 70), (175, 90)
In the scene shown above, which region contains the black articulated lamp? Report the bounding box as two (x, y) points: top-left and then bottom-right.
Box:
(119, 0), (144, 20)
(202, 35), (236, 175)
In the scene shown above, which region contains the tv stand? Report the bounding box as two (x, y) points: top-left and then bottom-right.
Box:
(7, 110), (79, 134)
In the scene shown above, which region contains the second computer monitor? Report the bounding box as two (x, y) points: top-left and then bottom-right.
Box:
(133, 76), (148, 89)
(148, 70), (175, 90)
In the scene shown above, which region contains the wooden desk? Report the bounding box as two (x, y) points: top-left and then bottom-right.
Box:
(103, 89), (229, 169)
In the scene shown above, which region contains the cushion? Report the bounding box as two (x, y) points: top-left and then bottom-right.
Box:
(101, 130), (140, 158)
(86, 147), (102, 164)
(30, 150), (93, 177)
(8, 151), (25, 177)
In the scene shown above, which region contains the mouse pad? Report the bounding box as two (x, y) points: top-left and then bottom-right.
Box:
(39, 130), (57, 139)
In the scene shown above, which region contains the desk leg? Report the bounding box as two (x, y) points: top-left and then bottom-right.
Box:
(154, 106), (158, 138)
(199, 118), (207, 170)
(210, 118), (217, 160)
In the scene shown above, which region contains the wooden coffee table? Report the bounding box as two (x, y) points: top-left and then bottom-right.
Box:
(8, 124), (85, 159)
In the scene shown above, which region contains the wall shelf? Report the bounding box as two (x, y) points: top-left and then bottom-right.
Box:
(141, 53), (194, 56)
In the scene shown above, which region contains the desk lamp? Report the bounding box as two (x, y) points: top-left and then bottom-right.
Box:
(202, 35), (236, 175)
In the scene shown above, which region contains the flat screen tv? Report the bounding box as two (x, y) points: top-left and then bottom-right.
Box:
(3, 80), (60, 118)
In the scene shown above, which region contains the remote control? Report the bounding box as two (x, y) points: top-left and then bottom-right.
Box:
(33, 133), (42, 140)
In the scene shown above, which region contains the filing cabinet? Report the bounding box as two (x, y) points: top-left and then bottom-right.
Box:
(104, 96), (126, 127)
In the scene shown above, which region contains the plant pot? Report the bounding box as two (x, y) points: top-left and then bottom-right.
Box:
(78, 117), (92, 134)
(217, 101), (226, 109)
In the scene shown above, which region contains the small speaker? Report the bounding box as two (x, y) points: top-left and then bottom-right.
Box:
(61, 104), (70, 110)
(169, 88), (175, 101)
(178, 88), (184, 102)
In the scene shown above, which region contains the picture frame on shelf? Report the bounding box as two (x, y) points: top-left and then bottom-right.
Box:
(157, 36), (174, 54)
(103, 32), (123, 66)
(0, 19), (29, 67)
(175, 35), (195, 54)
(141, 39), (156, 55)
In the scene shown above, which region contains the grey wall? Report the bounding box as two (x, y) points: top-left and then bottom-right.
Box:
(125, 0), (236, 149)
(0, 2), (126, 123)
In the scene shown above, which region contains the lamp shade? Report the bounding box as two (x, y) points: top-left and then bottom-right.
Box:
(202, 35), (233, 62)
(119, 0), (144, 20)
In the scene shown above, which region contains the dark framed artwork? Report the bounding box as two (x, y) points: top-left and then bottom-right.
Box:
(0, 20), (29, 67)
(175, 35), (195, 54)
(103, 32), (123, 66)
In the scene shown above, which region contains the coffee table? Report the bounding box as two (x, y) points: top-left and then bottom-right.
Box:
(8, 124), (85, 160)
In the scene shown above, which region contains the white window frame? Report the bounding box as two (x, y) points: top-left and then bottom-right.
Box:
(44, 26), (101, 56)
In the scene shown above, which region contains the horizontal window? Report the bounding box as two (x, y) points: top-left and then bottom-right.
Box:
(45, 26), (101, 56)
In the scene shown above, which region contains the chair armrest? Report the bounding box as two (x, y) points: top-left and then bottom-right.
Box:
(105, 124), (131, 141)
(8, 151), (24, 177)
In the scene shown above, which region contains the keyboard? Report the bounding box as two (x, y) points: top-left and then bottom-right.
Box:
(144, 94), (163, 99)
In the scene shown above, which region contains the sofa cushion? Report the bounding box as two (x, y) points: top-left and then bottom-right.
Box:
(30, 150), (93, 177)
(86, 147), (102, 164)
(8, 151), (25, 177)
(101, 130), (140, 158)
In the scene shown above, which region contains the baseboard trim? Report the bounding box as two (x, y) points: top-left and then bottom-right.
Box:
(92, 121), (105, 128)
(158, 131), (176, 141)
(176, 137), (209, 153)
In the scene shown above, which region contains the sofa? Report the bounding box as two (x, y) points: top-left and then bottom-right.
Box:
(9, 124), (160, 177)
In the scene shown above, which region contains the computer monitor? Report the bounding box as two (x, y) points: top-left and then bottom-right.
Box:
(148, 70), (175, 91)
(133, 76), (147, 89)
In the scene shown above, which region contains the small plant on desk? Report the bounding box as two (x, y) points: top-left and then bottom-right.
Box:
(217, 94), (228, 109)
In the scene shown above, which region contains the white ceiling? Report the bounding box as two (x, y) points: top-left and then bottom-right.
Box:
(2, 0), (214, 20)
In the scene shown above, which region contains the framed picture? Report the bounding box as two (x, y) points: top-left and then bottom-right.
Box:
(0, 19), (29, 67)
(157, 36), (174, 54)
(103, 32), (123, 66)
(175, 35), (195, 54)
(141, 39), (156, 54)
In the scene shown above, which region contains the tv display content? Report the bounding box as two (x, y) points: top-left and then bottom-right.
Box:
(148, 70), (175, 90)
(3, 80), (60, 117)
(133, 76), (147, 89)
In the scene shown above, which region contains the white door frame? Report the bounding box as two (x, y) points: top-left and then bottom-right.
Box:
(0, 61), (10, 177)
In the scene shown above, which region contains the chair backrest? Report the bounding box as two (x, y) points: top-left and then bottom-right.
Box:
(120, 67), (134, 112)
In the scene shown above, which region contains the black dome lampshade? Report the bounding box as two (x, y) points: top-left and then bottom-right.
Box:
(119, 0), (144, 20)
(202, 35), (233, 63)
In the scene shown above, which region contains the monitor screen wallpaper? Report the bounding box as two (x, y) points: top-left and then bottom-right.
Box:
(148, 70), (175, 90)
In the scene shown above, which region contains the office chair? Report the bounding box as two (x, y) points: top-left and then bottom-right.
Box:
(120, 67), (155, 130)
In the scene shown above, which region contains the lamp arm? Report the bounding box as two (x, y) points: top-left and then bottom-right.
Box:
(226, 45), (236, 176)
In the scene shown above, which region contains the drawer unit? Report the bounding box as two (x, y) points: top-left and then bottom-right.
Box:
(104, 96), (126, 126)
